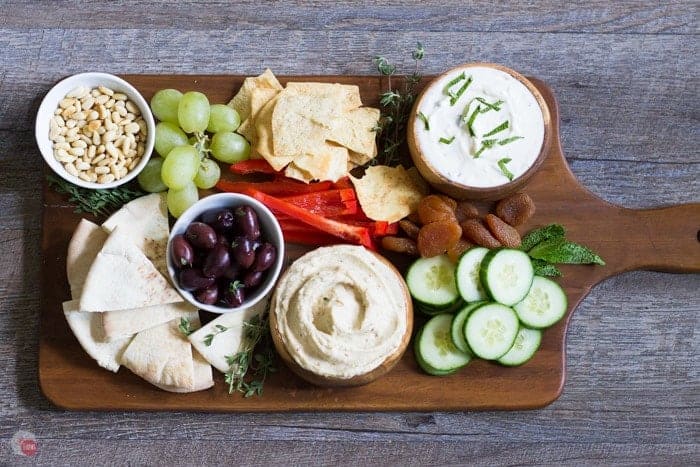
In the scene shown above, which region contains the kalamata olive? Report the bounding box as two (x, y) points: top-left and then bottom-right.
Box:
(251, 243), (276, 272)
(231, 236), (255, 268)
(220, 280), (245, 307)
(185, 222), (218, 250)
(179, 268), (215, 291)
(222, 262), (242, 280)
(195, 286), (218, 305)
(216, 233), (230, 247)
(202, 244), (231, 278)
(170, 234), (194, 269)
(243, 270), (264, 288)
(234, 205), (261, 240)
(208, 209), (235, 234)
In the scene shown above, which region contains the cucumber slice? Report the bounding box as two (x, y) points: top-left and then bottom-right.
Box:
(416, 297), (463, 316)
(513, 276), (568, 328)
(455, 247), (489, 302)
(415, 314), (471, 374)
(464, 303), (519, 360)
(497, 327), (542, 366)
(479, 249), (534, 306)
(450, 301), (485, 353)
(406, 255), (459, 308)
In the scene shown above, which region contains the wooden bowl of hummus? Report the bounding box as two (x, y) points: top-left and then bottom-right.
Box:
(407, 62), (552, 200)
(269, 245), (413, 387)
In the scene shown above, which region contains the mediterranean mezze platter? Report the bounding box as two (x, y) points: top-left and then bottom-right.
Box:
(39, 73), (700, 411)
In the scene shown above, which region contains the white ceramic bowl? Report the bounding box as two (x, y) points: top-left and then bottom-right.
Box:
(167, 193), (285, 314)
(36, 72), (155, 189)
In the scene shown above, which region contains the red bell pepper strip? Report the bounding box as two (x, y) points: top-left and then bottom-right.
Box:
(228, 159), (278, 175)
(280, 189), (358, 216)
(281, 229), (340, 246)
(216, 179), (334, 197)
(333, 177), (354, 190)
(242, 188), (375, 250)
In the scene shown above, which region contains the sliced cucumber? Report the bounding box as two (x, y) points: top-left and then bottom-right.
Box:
(455, 247), (489, 302)
(513, 276), (568, 328)
(415, 297), (463, 316)
(415, 314), (471, 374)
(464, 303), (519, 360)
(450, 301), (485, 353)
(497, 327), (542, 366)
(406, 255), (459, 308)
(479, 249), (534, 306)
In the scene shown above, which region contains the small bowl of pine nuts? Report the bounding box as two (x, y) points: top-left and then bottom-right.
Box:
(36, 72), (155, 189)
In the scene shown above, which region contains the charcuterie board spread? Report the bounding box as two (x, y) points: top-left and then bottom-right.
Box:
(39, 71), (700, 412)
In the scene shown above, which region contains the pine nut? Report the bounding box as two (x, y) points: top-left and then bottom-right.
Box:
(98, 174), (115, 184)
(64, 162), (79, 177)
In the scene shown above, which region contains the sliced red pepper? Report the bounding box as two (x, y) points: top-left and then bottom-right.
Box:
(280, 189), (357, 216)
(242, 188), (375, 250)
(281, 229), (340, 246)
(216, 179), (334, 197)
(333, 177), (354, 190)
(228, 159), (277, 175)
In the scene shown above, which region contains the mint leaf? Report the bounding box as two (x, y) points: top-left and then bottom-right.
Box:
(521, 224), (566, 251)
(529, 238), (605, 265)
(531, 259), (562, 277)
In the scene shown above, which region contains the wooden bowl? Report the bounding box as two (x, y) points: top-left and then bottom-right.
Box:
(269, 250), (413, 387)
(407, 62), (552, 200)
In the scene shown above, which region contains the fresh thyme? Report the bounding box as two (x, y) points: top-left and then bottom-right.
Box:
(203, 324), (229, 347)
(47, 174), (145, 218)
(178, 318), (194, 337)
(417, 111), (430, 131)
(371, 41), (425, 166)
(223, 314), (276, 397)
(439, 136), (455, 144)
(497, 158), (514, 180)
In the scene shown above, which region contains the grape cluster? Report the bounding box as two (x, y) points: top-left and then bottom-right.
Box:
(139, 89), (251, 217)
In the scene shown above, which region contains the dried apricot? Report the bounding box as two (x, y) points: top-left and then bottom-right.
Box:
(406, 211), (421, 224)
(399, 219), (420, 240)
(484, 214), (521, 248)
(455, 201), (479, 223)
(381, 236), (419, 256)
(446, 238), (473, 263)
(417, 195), (456, 225)
(417, 220), (462, 257)
(495, 192), (535, 226)
(437, 194), (458, 211)
(460, 219), (502, 248)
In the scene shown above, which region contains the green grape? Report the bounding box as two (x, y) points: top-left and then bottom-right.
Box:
(161, 145), (200, 190)
(150, 89), (183, 124)
(155, 122), (188, 158)
(210, 132), (250, 163)
(207, 104), (241, 133)
(178, 91), (210, 133)
(137, 157), (168, 193)
(194, 158), (221, 189)
(167, 182), (199, 218)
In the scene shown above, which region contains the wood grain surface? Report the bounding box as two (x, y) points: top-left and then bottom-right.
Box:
(1, 1), (698, 464)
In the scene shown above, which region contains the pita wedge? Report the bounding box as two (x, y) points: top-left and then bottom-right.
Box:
(228, 68), (283, 122)
(188, 295), (268, 373)
(101, 301), (198, 342)
(120, 316), (201, 391)
(101, 193), (169, 276)
(62, 300), (131, 373)
(79, 227), (182, 312)
(153, 349), (214, 393)
(66, 219), (109, 298)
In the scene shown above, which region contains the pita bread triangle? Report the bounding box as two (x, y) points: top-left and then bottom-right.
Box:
(66, 219), (109, 298)
(101, 301), (197, 342)
(153, 348), (214, 393)
(79, 226), (182, 312)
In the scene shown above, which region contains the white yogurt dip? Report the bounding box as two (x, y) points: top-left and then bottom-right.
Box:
(415, 65), (545, 188)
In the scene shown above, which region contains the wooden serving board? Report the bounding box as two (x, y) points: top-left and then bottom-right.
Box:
(39, 75), (700, 412)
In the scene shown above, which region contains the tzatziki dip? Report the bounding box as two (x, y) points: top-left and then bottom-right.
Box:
(414, 65), (545, 188)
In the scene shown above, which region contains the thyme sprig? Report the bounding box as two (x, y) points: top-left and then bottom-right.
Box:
(47, 174), (145, 218)
(223, 314), (277, 397)
(203, 324), (229, 347)
(371, 42), (425, 167)
(178, 317), (194, 336)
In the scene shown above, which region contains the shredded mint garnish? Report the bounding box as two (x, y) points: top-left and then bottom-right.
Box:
(417, 111), (430, 130)
(497, 158), (514, 181)
(444, 72), (466, 94)
(449, 77), (472, 106)
(439, 136), (455, 144)
(474, 138), (497, 158)
(498, 136), (524, 145)
(484, 121), (509, 137)
(475, 97), (503, 112)
(466, 105), (481, 136)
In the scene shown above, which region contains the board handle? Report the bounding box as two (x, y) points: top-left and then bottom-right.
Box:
(622, 203), (700, 273)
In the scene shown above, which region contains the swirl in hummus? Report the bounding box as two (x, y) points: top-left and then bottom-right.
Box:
(272, 245), (408, 379)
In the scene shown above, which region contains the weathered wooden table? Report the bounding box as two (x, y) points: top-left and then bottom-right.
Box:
(1, 1), (698, 464)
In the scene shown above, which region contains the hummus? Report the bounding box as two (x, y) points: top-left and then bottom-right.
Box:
(272, 245), (408, 379)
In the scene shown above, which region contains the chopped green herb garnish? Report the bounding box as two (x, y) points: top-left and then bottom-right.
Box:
(178, 318), (193, 337)
(497, 158), (514, 181)
(484, 120), (509, 137)
(203, 324), (229, 347)
(498, 136), (524, 145)
(448, 77), (472, 106)
(417, 111), (430, 130)
(474, 138), (497, 158)
(439, 136), (456, 144)
(443, 72), (466, 94)
(466, 105), (481, 136)
(475, 97), (503, 112)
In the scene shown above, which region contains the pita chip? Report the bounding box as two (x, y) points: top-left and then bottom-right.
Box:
(101, 193), (169, 276)
(228, 68), (283, 121)
(120, 317), (199, 390)
(326, 107), (380, 164)
(101, 301), (198, 342)
(62, 300), (131, 373)
(291, 145), (349, 183)
(66, 219), (109, 299)
(79, 227), (182, 312)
